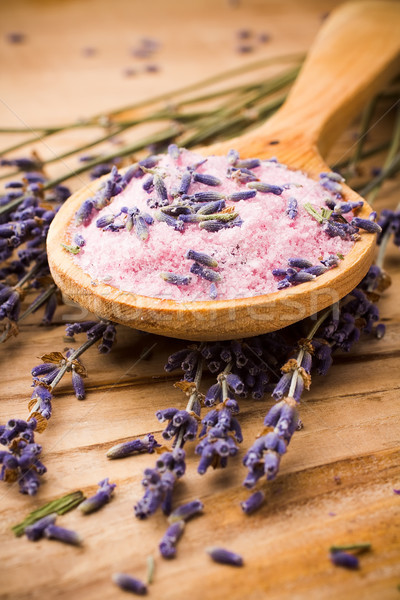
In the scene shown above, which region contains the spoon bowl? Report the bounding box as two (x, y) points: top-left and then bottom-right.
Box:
(47, 1), (400, 341)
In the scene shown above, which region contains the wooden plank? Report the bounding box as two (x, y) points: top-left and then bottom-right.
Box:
(1, 1), (400, 599)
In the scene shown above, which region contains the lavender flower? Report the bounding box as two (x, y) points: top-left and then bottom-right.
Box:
(79, 478), (116, 514)
(195, 398), (242, 474)
(168, 499), (204, 523)
(159, 520), (185, 558)
(44, 524), (82, 546)
(24, 513), (57, 541)
(134, 448), (186, 519)
(160, 272), (191, 286)
(112, 573), (148, 596)
(240, 490), (265, 515)
(185, 249), (218, 268)
(286, 197), (298, 219)
(330, 550), (359, 570)
(351, 217), (382, 234)
(193, 173), (221, 187)
(206, 547), (243, 566)
(247, 181), (283, 195)
(156, 407), (199, 444)
(107, 434), (160, 459)
(0, 418), (46, 495)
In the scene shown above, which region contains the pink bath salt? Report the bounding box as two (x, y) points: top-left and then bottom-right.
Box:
(71, 149), (355, 301)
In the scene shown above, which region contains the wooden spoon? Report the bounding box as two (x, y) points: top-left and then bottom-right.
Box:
(47, 1), (400, 341)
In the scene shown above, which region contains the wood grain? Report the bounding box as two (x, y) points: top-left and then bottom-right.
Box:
(1, 1), (400, 600)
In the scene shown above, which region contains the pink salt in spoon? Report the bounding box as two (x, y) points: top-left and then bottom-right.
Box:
(47, 1), (400, 341)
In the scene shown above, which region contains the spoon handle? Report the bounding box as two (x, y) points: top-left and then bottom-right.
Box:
(230, 1), (400, 158)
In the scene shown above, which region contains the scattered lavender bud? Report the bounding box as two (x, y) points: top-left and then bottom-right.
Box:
(192, 191), (224, 203)
(178, 169), (192, 195)
(159, 520), (185, 559)
(160, 272), (191, 286)
(240, 491), (265, 515)
(259, 32), (270, 43)
(112, 573), (148, 596)
(79, 478), (116, 514)
(185, 249), (218, 268)
(235, 158), (260, 169)
(209, 283), (218, 299)
(236, 29), (252, 39)
(44, 524), (82, 546)
(286, 197), (298, 219)
(168, 499), (204, 523)
(247, 181), (283, 195)
(374, 323), (386, 339)
(351, 217), (382, 234)
(330, 551), (359, 570)
(24, 513), (57, 541)
(73, 233), (86, 247)
(193, 173), (221, 187)
(145, 64), (160, 73)
(168, 144), (180, 160)
(6, 32), (26, 44)
(227, 149), (240, 165)
(107, 434), (160, 459)
(206, 547), (243, 566)
(228, 190), (256, 202)
(287, 257), (313, 269)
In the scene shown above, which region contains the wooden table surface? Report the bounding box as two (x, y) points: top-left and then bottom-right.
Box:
(1, 1), (400, 599)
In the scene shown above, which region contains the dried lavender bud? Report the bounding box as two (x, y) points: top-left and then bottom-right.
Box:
(330, 551), (359, 570)
(209, 283), (218, 299)
(75, 199), (94, 226)
(240, 491), (265, 515)
(159, 520), (185, 559)
(154, 211), (184, 230)
(193, 173), (221, 186)
(206, 547), (243, 566)
(73, 233), (86, 247)
(79, 478), (116, 514)
(177, 169), (192, 195)
(107, 434), (160, 459)
(304, 265), (328, 276)
(320, 171), (345, 183)
(168, 144), (180, 160)
(153, 173), (168, 203)
(375, 323), (386, 339)
(24, 513), (57, 541)
(190, 263), (221, 283)
(228, 190), (256, 202)
(185, 249), (218, 268)
(192, 191), (224, 202)
(227, 149), (240, 164)
(44, 524), (82, 546)
(160, 272), (191, 285)
(112, 573), (148, 595)
(235, 158), (260, 169)
(168, 499), (204, 523)
(247, 181), (283, 195)
(196, 200), (225, 214)
(351, 217), (382, 234)
(287, 257), (313, 269)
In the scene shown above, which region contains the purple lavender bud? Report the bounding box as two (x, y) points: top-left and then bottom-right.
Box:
(160, 272), (191, 286)
(247, 181), (283, 195)
(192, 191), (224, 203)
(228, 190), (256, 201)
(107, 434), (160, 459)
(351, 217), (382, 234)
(204, 383), (222, 406)
(44, 524), (82, 546)
(142, 174), (154, 192)
(24, 513), (57, 541)
(272, 373), (291, 400)
(72, 369), (85, 401)
(31, 361), (56, 377)
(177, 169), (192, 196)
(304, 265), (328, 276)
(209, 283), (218, 299)
(153, 173), (168, 203)
(240, 490), (265, 515)
(206, 547), (244, 566)
(264, 452), (280, 480)
(112, 573), (148, 595)
(154, 210), (184, 229)
(287, 257), (313, 269)
(320, 171), (345, 183)
(292, 270), (316, 283)
(375, 323), (386, 339)
(159, 520), (185, 559)
(235, 158), (260, 169)
(185, 249), (218, 268)
(167, 144), (180, 160)
(330, 551), (359, 570)
(79, 478), (116, 514)
(227, 149), (240, 165)
(75, 199), (94, 226)
(6, 32), (26, 44)
(286, 196), (298, 219)
(226, 373), (245, 394)
(193, 173), (221, 187)
(156, 407), (179, 422)
(168, 499), (204, 523)
(73, 233), (86, 247)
